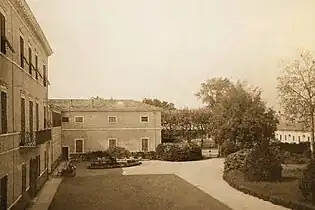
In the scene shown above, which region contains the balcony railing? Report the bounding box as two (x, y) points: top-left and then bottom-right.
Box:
(36, 129), (52, 145)
(19, 129), (52, 147)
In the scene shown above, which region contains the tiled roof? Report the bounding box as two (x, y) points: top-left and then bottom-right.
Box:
(48, 98), (163, 112)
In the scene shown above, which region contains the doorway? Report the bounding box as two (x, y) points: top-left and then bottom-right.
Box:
(62, 147), (69, 161)
(0, 175), (8, 210)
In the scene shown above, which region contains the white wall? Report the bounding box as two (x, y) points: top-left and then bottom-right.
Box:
(275, 130), (311, 144)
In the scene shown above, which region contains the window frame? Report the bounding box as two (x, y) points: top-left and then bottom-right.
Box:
(61, 117), (69, 122)
(0, 87), (8, 134)
(140, 116), (149, 123)
(74, 116), (84, 123)
(108, 138), (117, 148)
(74, 138), (84, 153)
(108, 116), (117, 123)
(140, 137), (149, 152)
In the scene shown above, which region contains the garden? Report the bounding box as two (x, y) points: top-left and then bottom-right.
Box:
(222, 142), (315, 210)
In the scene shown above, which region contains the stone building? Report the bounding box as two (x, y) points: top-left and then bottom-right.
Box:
(49, 98), (162, 159)
(0, 0), (60, 209)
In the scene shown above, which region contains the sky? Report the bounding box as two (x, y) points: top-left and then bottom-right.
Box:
(27, 0), (315, 109)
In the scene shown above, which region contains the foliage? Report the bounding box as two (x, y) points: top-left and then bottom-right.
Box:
(142, 98), (176, 110)
(299, 160), (315, 203)
(130, 151), (156, 160)
(196, 77), (278, 152)
(156, 142), (203, 161)
(106, 146), (131, 159)
(243, 145), (282, 181)
(223, 149), (251, 173)
(221, 140), (239, 157)
(277, 51), (315, 158)
(223, 169), (315, 209)
(271, 142), (312, 154)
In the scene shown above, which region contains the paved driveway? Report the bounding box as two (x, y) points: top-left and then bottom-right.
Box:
(48, 162), (231, 210)
(123, 159), (290, 210)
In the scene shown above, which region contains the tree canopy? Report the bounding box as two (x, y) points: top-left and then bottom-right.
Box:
(277, 51), (315, 157)
(196, 77), (278, 149)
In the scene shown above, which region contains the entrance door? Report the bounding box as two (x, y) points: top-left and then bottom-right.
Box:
(29, 158), (38, 198)
(62, 147), (69, 161)
(0, 175), (8, 210)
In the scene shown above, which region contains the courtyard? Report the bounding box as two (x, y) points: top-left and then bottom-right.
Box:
(47, 159), (290, 210)
(48, 162), (231, 210)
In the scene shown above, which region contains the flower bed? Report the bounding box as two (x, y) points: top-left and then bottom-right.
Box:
(223, 169), (315, 210)
(87, 159), (142, 169)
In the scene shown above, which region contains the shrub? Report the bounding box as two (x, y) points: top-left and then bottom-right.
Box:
(243, 145), (282, 181)
(106, 146), (131, 159)
(221, 140), (239, 157)
(224, 149), (251, 173)
(299, 160), (315, 203)
(131, 151), (156, 160)
(156, 142), (203, 161)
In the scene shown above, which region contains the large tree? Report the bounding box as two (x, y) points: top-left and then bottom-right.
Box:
(142, 98), (176, 110)
(277, 51), (315, 158)
(196, 78), (278, 156)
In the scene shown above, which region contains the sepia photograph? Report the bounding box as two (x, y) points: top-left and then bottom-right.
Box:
(1, 0), (315, 209)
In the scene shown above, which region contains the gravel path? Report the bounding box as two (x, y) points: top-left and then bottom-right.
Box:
(122, 159), (290, 210)
(48, 162), (231, 210)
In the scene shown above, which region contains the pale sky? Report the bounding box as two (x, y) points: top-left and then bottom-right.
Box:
(27, 0), (315, 109)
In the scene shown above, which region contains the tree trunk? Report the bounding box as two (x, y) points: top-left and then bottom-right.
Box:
(311, 108), (315, 159)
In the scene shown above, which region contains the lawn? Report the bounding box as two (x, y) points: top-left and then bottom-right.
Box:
(49, 163), (231, 210)
(224, 164), (315, 210)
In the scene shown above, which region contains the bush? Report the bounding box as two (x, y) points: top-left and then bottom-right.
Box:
(243, 145), (282, 181)
(131, 151), (156, 160)
(299, 160), (315, 203)
(221, 140), (239, 157)
(156, 142), (203, 161)
(106, 146), (131, 159)
(224, 149), (251, 173)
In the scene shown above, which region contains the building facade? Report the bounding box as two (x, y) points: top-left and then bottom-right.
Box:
(275, 121), (311, 144)
(0, 0), (58, 209)
(49, 98), (162, 159)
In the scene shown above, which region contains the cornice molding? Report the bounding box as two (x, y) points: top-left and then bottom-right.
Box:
(13, 0), (53, 56)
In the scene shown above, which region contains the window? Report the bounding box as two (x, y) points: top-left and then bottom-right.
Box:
(36, 103), (39, 131)
(36, 155), (40, 177)
(279, 135), (282, 141)
(298, 136), (301, 143)
(108, 116), (117, 123)
(21, 163), (26, 192)
(75, 139), (83, 153)
(141, 138), (149, 152)
(21, 98), (25, 140)
(44, 150), (48, 168)
(62, 117), (69, 122)
(285, 135), (287, 141)
(0, 12), (13, 55)
(303, 135), (305, 138)
(35, 54), (38, 80)
(1, 91), (7, 134)
(288, 134), (291, 137)
(75, 116), (83, 122)
(108, 138), (117, 148)
(28, 46), (32, 75)
(308, 137), (310, 142)
(43, 64), (47, 87)
(44, 106), (47, 129)
(0, 174), (8, 209)
(141, 116), (149, 123)
(292, 136), (295, 141)
(20, 36), (24, 68)
(29, 101), (33, 136)
(0, 12), (6, 54)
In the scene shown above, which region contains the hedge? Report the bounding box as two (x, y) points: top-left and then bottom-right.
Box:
(156, 142), (203, 161)
(223, 170), (315, 210)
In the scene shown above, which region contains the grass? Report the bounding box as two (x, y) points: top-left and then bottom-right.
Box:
(223, 164), (315, 210)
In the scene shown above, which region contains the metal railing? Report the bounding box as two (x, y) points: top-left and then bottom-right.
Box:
(19, 129), (52, 146)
